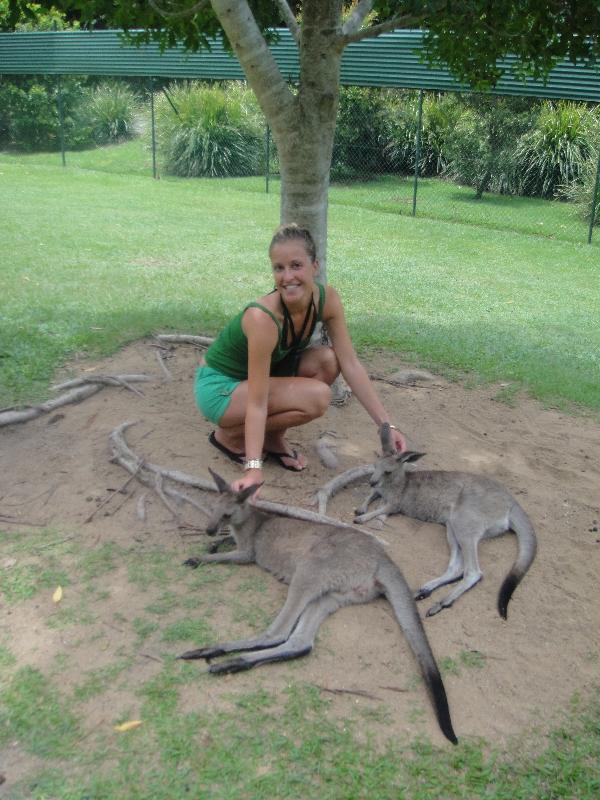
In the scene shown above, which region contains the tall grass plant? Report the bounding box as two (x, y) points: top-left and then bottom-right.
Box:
(155, 82), (264, 177)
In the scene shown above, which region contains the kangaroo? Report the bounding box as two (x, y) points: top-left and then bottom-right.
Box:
(180, 469), (458, 745)
(354, 424), (537, 619)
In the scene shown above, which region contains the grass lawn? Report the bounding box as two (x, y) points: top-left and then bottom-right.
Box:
(0, 143), (598, 413)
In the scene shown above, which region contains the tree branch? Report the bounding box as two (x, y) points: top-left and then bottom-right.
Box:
(275, 0), (300, 44)
(341, 13), (424, 45)
(148, 0), (209, 21)
(341, 0), (374, 37)
(210, 0), (296, 129)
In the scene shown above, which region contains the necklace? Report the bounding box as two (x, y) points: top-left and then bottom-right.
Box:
(280, 293), (317, 351)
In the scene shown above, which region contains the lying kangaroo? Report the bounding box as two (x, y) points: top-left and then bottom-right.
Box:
(354, 424), (537, 619)
(180, 469), (458, 745)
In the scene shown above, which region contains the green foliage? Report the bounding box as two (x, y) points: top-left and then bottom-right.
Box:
(0, 74), (92, 151)
(385, 91), (462, 176)
(331, 86), (391, 180)
(444, 95), (535, 198)
(561, 152), (600, 226)
(515, 101), (600, 198)
(77, 82), (140, 144)
(156, 81), (265, 178)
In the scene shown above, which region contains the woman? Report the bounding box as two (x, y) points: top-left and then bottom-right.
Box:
(195, 223), (406, 491)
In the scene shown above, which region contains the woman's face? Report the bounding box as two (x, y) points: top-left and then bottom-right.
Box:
(270, 240), (318, 305)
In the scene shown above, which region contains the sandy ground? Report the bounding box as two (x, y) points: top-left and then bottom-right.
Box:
(1, 339), (599, 784)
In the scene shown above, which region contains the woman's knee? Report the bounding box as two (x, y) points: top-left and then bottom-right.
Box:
(308, 380), (332, 418)
(299, 346), (340, 385)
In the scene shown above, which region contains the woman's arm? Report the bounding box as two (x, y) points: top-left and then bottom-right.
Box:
(231, 308), (278, 492)
(323, 286), (407, 452)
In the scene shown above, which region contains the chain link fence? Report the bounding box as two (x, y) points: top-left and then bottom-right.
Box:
(1, 75), (599, 244)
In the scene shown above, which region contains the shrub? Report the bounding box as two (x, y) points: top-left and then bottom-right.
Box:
(444, 95), (535, 198)
(560, 151), (600, 226)
(155, 82), (264, 178)
(77, 83), (139, 144)
(331, 86), (391, 180)
(0, 74), (91, 151)
(384, 91), (462, 176)
(514, 101), (598, 198)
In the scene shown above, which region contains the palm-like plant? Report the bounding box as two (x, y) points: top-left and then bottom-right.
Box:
(156, 82), (264, 178)
(514, 101), (597, 198)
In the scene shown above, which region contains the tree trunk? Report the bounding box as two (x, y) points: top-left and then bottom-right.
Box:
(210, 0), (343, 280)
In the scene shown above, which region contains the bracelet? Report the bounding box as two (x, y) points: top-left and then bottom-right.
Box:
(244, 459), (263, 471)
(378, 423), (397, 431)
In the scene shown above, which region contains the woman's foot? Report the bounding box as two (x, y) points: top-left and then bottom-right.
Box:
(208, 430), (245, 464)
(263, 434), (306, 471)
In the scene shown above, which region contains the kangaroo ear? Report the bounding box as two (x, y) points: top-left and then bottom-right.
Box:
(397, 451), (425, 464)
(208, 467), (231, 494)
(379, 423), (395, 455)
(237, 482), (263, 502)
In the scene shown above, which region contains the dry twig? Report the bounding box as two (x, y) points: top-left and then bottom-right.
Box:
(312, 684), (382, 701)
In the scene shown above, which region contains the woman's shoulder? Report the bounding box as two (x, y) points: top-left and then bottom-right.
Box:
(322, 284), (343, 317)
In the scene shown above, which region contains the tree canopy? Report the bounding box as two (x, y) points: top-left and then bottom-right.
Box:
(5, 2), (599, 87)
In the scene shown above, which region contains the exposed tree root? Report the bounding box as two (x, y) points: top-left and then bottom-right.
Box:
(369, 369), (439, 387)
(155, 334), (215, 347)
(0, 375), (153, 428)
(312, 464), (374, 515)
(109, 421), (357, 530)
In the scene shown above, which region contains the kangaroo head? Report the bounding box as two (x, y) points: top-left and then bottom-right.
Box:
(206, 468), (262, 535)
(372, 425), (426, 486)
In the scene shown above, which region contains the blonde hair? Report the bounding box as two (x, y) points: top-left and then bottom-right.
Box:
(269, 223), (317, 261)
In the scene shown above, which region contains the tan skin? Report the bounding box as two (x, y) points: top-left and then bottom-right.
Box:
(209, 239), (407, 492)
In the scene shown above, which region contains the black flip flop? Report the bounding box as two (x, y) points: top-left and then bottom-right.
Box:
(208, 431), (245, 465)
(265, 449), (305, 472)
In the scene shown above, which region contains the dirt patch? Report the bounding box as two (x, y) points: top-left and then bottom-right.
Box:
(1, 340), (599, 777)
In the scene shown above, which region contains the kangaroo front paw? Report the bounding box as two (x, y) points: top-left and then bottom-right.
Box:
(414, 587), (433, 601)
(182, 557), (201, 569)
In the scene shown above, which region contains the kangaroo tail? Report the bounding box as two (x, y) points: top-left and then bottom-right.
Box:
(498, 502), (537, 620)
(377, 560), (458, 745)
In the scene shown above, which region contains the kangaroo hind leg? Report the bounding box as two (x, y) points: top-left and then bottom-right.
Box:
(425, 523), (484, 617)
(415, 523), (463, 601)
(179, 580), (321, 661)
(208, 593), (342, 674)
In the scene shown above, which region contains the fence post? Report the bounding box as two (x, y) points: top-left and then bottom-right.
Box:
(587, 150), (600, 245)
(412, 89), (424, 217)
(265, 124), (271, 194)
(56, 74), (66, 167)
(149, 77), (157, 180)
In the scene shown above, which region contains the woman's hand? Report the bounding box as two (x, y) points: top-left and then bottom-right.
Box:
(389, 427), (407, 453)
(231, 468), (264, 498)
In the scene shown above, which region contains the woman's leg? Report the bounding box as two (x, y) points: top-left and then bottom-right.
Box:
(212, 346), (339, 468)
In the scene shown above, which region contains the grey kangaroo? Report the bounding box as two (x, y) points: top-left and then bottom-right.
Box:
(180, 469), (458, 745)
(354, 424), (537, 619)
